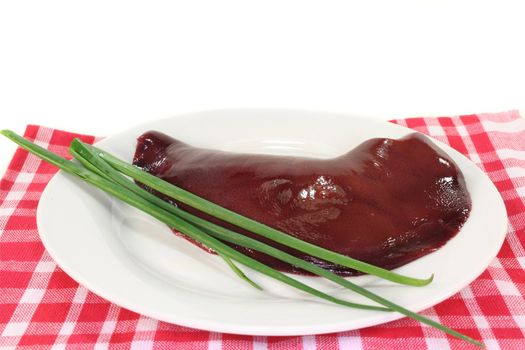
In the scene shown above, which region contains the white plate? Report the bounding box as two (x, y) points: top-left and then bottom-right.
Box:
(37, 109), (507, 335)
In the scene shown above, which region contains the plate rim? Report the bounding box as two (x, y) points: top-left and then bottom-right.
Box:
(36, 108), (508, 335)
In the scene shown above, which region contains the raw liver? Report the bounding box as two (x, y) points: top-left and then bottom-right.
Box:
(133, 131), (471, 276)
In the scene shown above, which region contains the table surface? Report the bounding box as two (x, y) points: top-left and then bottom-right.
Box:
(1, 0), (524, 173)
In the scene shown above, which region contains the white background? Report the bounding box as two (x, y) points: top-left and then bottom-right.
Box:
(1, 0), (524, 172)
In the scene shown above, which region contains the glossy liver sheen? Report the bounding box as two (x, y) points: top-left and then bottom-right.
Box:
(133, 131), (471, 276)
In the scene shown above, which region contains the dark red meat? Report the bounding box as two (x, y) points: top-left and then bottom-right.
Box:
(133, 131), (471, 276)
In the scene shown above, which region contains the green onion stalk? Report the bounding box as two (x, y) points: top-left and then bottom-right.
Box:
(0, 130), (484, 348)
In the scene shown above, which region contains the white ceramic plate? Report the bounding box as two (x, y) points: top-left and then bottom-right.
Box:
(37, 109), (507, 335)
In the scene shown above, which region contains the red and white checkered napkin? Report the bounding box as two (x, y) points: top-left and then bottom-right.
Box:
(1, 111), (524, 350)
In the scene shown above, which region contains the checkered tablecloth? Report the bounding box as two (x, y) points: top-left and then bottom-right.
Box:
(1, 111), (524, 350)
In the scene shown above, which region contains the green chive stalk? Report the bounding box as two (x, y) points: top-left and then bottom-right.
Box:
(71, 138), (482, 347)
(90, 145), (433, 287)
(0, 129), (388, 312)
(0, 130), (483, 348)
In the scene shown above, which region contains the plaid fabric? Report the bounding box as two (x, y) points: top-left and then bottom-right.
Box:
(1, 112), (524, 350)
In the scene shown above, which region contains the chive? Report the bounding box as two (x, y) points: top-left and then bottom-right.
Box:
(72, 139), (388, 301)
(71, 140), (393, 296)
(71, 139), (482, 347)
(70, 139), (483, 347)
(68, 138), (387, 311)
(1, 130), (483, 347)
(91, 145), (433, 287)
(0, 129), (389, 312)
